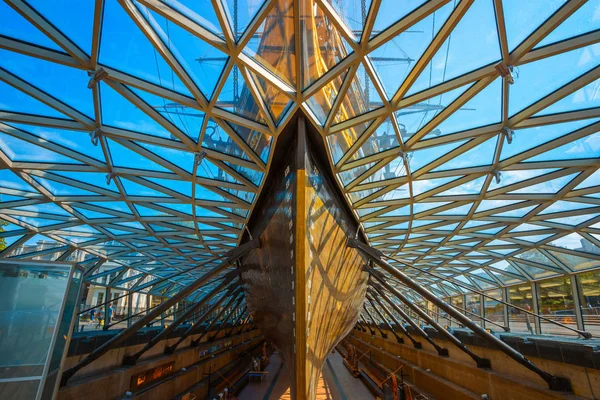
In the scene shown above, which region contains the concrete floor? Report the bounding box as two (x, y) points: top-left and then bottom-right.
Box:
(237, 351), (374, 400)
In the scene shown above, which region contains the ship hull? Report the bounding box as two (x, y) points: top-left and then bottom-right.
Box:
(240, 116), (368, 399)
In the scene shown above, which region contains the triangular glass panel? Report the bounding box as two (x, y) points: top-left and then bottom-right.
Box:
(99, 0), (193, 96)
(435, 176), (486, 196)
(547, 214), (598, 226)
(492, 205), (536, 218)
(0, 49), (94, 118)
(139, 142), (195, 173)
(338, 161), (377, 186)
(503, 0), (566, 52)
(163, 0), (223, 36)
(409, 140), (466, 172)
(535, 78), (600, 117)
(327, 120), (372, 164)
(487, 169), (558, 192)
(539, 200), (596, 215)
(31, 176), (98, 196)
(407, 0), (501, 95)
(130, 86), (203, 142)
(100, 82), (172, 139)
(476, 199), (524, 213)
(223, 160), (264, 186)
(248, 69), (293, 124)
(574, 170), (600, 190)
(397, 82), (472, 142)
(371, 0), (429, 38)
(306, 69), (349, 125)
(28, 0), (94, 54)
(362, 159), (406, 185)
(435, 203), (473, 216)
(201, 119), (252, 161)
(512, 261), (558, 280)
(509, 43), (600, 116)
(333, 63), (380, 124)
(351, 118), (399, 161)
(141, 4), (229, 100)
(525, 133), (600, 162)
(223, 0), (267, 41)
(197, 158), (242, 185)
(0, 80), (72, 120)
(0, 170), (38, 193)
(0, 1), (64, 51)
(433, 136), (498, 172)
(146, 177), (191, 196)
(242, 1), (296, 86)
(370, 1), (455, 100)
(106, 138), (171, 173)
(426, 77), (502, 139)
(8, 123), (105, 162)
(500, 118), (600, 161)
(549, 250), (600, 271)
(53, 171), (120, 193)
(413, 176), (460, 196)
(217, 67), (268, 123)
(0, 133), (81, 164)
(120, 177), (170, 197)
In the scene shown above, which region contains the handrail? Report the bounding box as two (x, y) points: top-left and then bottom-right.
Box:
(349, 238), (573, 392)
(379, 252), (591, 339)
(60, 238), (259, 386)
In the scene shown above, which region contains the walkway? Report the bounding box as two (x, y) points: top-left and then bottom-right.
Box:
(237, 351), (373, 400)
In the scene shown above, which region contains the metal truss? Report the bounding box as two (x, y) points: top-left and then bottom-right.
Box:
(1, 0), (600, 302)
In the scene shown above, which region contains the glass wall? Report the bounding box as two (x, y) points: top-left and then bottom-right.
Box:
(448, 295), (464, 327)
(0, 260), (82, 400)
(577, 269), (600, 335)
(537, 276), (577, 336)
(484, 289), (504, 329)
(466, 294), (483, 326)
(507, 284), (535, 334)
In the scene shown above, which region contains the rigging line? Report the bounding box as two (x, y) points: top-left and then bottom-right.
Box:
(415, 8), (437, 131)
(437, 0), (456, 109)
(165, 18), (193, 139)
(192, 154), (217, 257)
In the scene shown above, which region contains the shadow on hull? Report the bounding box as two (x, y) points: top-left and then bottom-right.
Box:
(239, 116), (368, 399)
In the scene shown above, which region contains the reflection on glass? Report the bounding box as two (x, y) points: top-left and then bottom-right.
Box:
(447, 295), (464, 328)
(537, 276), (577, 336)
(466, 293), (482, 326)
(508, 284), (534, 334)
(577, 270), (600, 336)
(0, 262), (71, 400)
(484, 289), (504, 327)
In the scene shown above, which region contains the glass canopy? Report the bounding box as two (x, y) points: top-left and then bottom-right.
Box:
(1, 0), (600, 302)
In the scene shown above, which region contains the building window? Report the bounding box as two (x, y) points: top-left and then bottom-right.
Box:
(484, 289), (504, 328)
(537, 276), (576, 336)
(577, 269), (600, 335)
(508, 284), (534, 334)
(466, 294), (482, 326)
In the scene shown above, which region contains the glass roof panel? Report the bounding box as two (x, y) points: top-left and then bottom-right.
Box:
(99, 0), (193, 96)
(503, 0), (566, 52)
(2, 0), (600, 301)
(0, 1), (63, 50)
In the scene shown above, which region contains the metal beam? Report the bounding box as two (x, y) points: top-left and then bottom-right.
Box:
(350, 238), (572, 392)
(165, 287), (242, 353)
(60, 238), (258, 386)
(122, 278), (238, 365)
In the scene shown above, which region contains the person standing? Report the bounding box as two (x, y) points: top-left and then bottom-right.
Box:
(89, 308), (95, 326)
(108, 304), (114, 325)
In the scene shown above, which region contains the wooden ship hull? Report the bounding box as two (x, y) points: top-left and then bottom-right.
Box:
(239, 117), (368, 400)
(235, 1), (374, 398)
